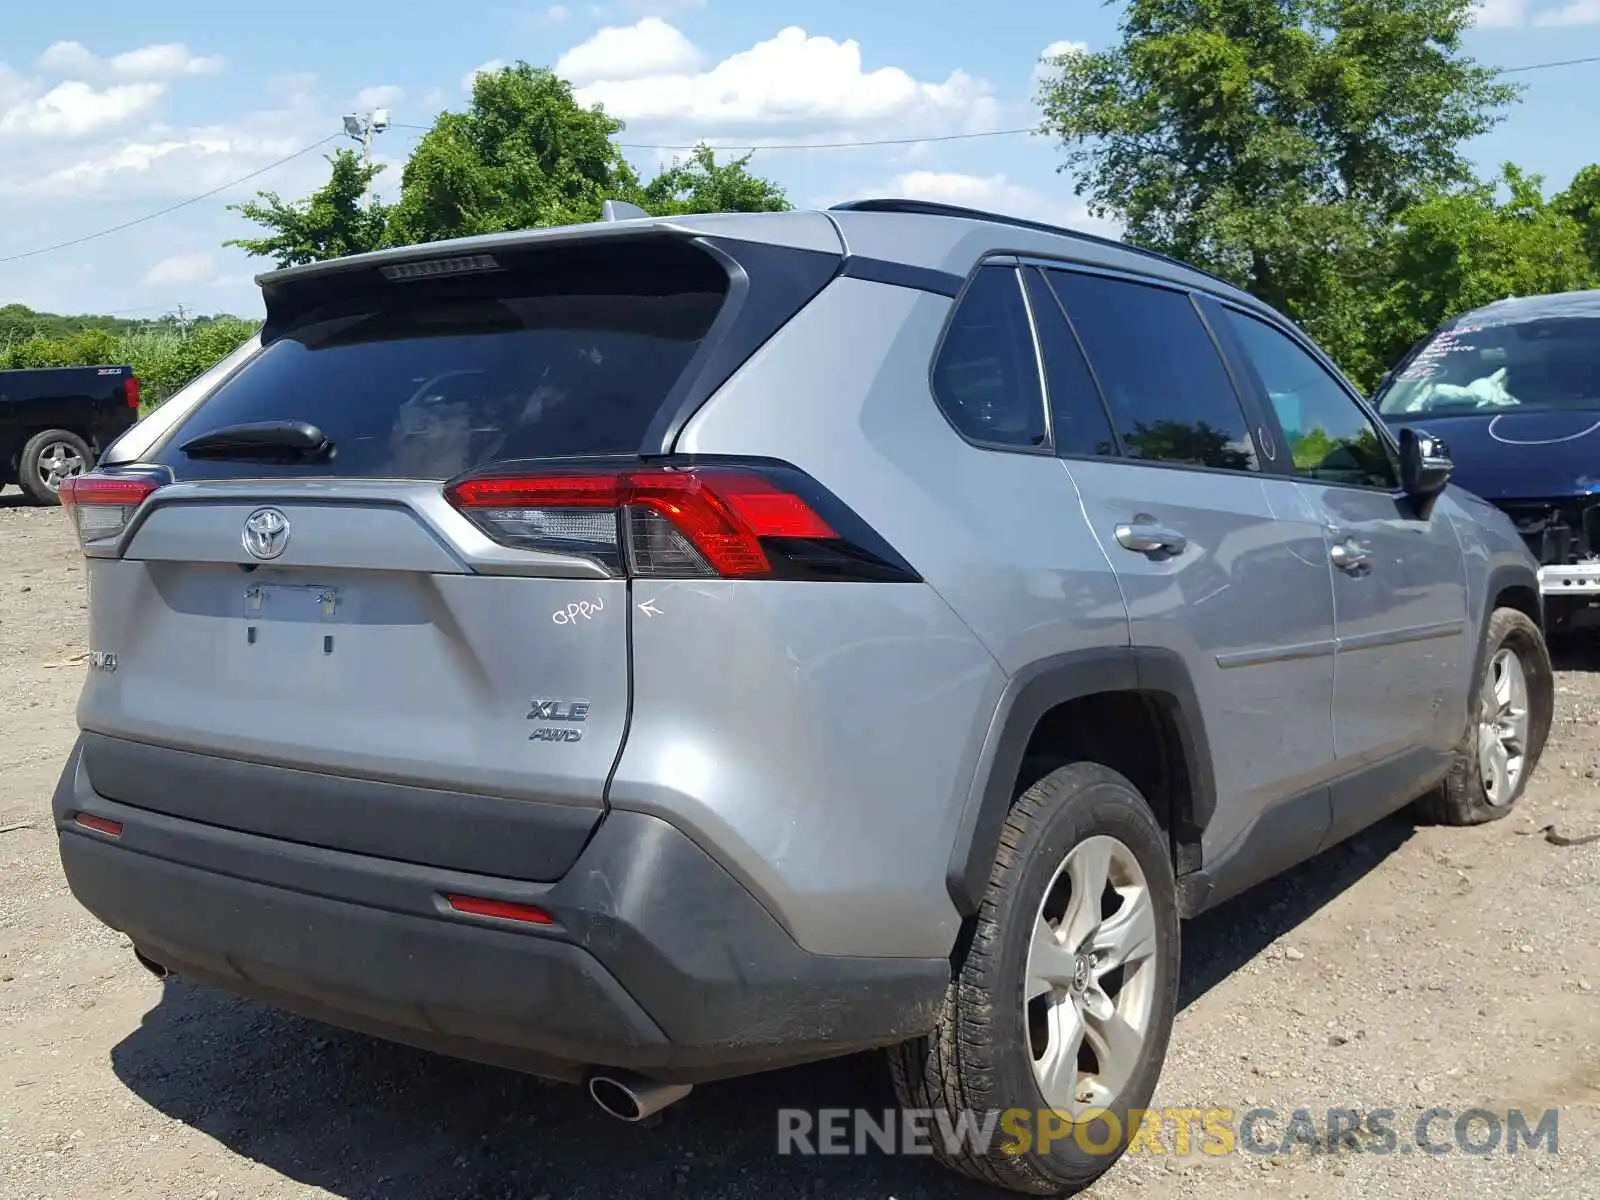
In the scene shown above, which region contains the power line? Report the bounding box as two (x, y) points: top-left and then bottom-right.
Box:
(0, 134), (339, 265)
(3, 49), (1595, 268)
(1499, 53), (1600, 74)
(390, 121), (1041, 150)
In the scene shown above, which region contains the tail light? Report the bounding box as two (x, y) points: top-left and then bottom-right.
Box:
(124, 375), (141, 410)
(445, 461), (919, 582)
(60, 473), (162, 549)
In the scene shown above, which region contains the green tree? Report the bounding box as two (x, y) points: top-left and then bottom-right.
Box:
(1375, 165), (1596, 371)
(227, 148), (389, 267)
(1036, 0), (1519, 385)
(387, 63), (640, 244)
(638, 145), (791, 215)
(1553, 163), (1600, 277)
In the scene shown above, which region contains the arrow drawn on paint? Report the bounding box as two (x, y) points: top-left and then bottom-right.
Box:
(638, 599), (663, 617)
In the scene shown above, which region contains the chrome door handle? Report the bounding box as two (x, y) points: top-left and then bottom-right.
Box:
(1114, 522), (1187, 555)
(1329, 540), (1371, 571)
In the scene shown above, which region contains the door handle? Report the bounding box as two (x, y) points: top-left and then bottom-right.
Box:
(1329, 540), (1371, 572)
(1114, 521), (1187, 556)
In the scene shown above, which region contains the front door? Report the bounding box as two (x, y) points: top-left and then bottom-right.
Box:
(1208, 299), (1472, 844)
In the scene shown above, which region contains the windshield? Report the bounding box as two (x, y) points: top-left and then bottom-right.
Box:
(1374, 315), (1600, 416)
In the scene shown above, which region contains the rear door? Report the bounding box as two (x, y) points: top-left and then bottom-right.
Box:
(1207, 299), (1472, 843)
(1036, 265), (1339, 871)
(72, 236), (744, 876)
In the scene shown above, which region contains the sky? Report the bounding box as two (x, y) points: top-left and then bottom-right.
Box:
(2, 0), (1598, 320)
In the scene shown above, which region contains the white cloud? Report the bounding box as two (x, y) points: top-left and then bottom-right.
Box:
(0, 80), (165, 138)
(36, 41), (97, 74)
(858, 171), (1119, 238)
(556, 18), (705, 85)
(461, 59), (506, 92)
(356, 84), (405, 109)
(545, 4), (571, 21)
(1534, 0), (1600, 22)
(573, 25), (1001, 136)
(36, 41), (225, 80)
(1033, 40), (1088, 88)
(143, 252), (216, 286)
(2, 70), (329, 200)
(1475, 0), (1529, 24)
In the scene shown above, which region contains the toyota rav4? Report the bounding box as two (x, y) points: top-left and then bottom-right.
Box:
(51, 199), (1553, 1195)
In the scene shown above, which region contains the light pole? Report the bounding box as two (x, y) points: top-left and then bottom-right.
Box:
(341, 108), (390, 211)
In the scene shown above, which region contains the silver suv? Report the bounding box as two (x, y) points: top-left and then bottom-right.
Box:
(51, 200), (1553, 1194)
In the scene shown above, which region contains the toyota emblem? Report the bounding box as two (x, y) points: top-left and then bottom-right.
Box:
(242, 508), (291, 560)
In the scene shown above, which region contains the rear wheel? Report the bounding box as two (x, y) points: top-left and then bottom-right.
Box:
(890, 762), (1179, 1195)
(18, 429), (92, 505)
(1416, 606), (1553, 825)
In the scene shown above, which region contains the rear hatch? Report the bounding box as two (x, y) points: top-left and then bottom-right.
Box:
(64, 228), (841, 880)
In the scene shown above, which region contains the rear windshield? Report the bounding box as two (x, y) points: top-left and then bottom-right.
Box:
(1375, 315), (1600, 417)
(149, 240), (729, 480)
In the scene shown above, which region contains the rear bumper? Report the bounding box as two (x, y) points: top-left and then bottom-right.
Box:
(53, 736), (946, 1084)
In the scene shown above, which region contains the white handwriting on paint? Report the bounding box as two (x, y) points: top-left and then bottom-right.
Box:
(552, 597), (604, 625)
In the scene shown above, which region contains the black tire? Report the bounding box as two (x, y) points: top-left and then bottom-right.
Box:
(1415, 606), (1554, 826)
(18, 428), (93, 506)
(889, 762), (1179, 1195)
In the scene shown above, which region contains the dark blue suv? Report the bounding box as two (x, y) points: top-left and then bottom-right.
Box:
(1375, 289), (1600, 634)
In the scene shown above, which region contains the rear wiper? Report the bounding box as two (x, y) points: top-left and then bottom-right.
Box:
(180, 420), (334, 463)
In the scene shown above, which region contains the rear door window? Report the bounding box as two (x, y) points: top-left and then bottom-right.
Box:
(150, 242), (730, 481)
(1045, 269), (1260, 473)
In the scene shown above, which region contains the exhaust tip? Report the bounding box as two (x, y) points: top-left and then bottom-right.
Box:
(589, 1075), (645, 1121)
(587, 1073), (693, 1122)
(132, 949), (169, 980)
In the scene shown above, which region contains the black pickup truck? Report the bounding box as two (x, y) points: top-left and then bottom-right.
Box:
(1, 365), (141, 504)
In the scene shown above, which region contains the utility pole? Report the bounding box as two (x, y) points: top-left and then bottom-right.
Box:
(341, 108), (390, 211)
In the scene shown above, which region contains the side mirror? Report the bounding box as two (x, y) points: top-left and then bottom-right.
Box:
(1400, 426), (1452, 512)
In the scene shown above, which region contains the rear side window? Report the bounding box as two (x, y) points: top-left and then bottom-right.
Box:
(1045, 270), (1259, 473)
(931, 265), (1048, 450)
(150, 241), (730, 481)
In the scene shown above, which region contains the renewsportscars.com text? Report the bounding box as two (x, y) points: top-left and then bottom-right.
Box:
(776, 1106), (1560, 1158)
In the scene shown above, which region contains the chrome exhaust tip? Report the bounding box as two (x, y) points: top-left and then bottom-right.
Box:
(587, 1072), (693, 1122)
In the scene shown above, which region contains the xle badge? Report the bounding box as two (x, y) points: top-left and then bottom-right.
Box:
(527, 698), (590, 743)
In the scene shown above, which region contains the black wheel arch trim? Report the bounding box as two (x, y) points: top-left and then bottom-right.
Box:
(944, 646), (1218, 915)
(1475, 560), (1544, 696)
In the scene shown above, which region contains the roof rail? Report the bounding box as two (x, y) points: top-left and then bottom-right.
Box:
(826, 197), (1240, 293)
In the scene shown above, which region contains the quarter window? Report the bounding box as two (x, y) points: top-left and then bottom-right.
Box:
(1221, 308), (1398, 489)
(931, 265), (1049, 450)
(1045, 270), (1259, 473)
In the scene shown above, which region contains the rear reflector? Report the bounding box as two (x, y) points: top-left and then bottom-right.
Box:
(60, 473), (162, 549)
(444, 894), (554, 925)
(73, 813), (123, 838)
(446, 467), (837, 579)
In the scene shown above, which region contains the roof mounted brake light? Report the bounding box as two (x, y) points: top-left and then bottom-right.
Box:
(379, 254), (501, 282)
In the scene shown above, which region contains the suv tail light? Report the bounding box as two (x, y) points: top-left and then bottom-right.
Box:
(60, 473), (162, 549)
(124, 375), (141, 410)
(445, 462), (919, 582)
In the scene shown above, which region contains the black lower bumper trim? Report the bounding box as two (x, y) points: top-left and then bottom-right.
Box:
(54, 736), (948, 1084)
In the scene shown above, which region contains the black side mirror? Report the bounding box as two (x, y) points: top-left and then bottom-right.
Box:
(1400, 426), (1452, 515)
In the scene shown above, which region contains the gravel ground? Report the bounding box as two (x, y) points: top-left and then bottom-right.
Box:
(3, 484), (1598, 1200)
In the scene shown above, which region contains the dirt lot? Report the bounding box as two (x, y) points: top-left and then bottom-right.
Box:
(3, 485), (1598, 1200)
